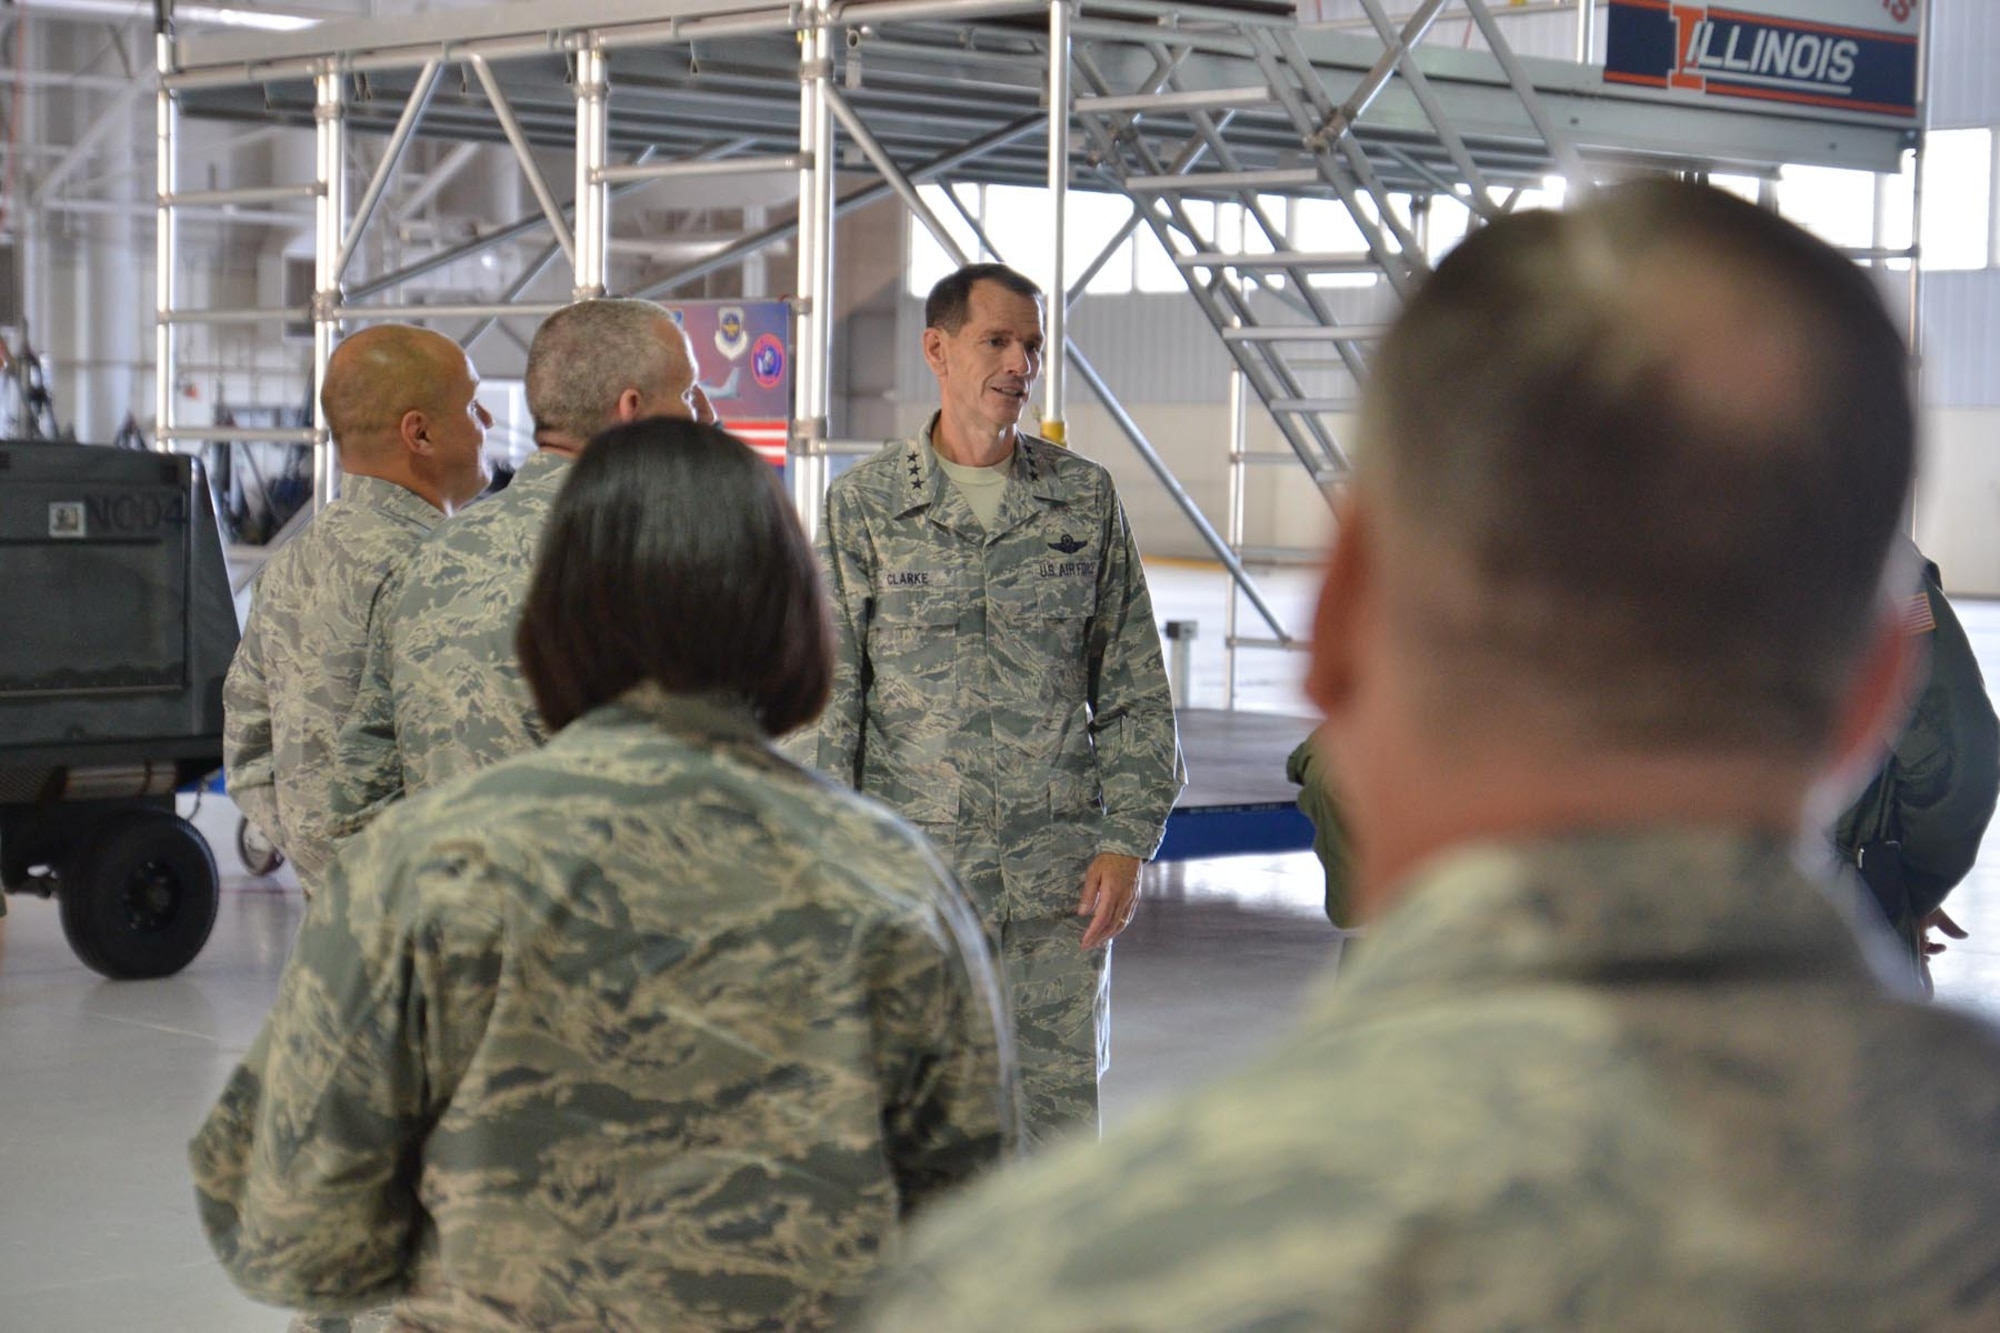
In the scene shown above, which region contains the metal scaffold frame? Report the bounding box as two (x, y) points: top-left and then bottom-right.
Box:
(150, 0), (1919, 696)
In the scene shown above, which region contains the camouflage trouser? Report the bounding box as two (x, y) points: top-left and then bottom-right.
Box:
(999, 914), (1109, 1150)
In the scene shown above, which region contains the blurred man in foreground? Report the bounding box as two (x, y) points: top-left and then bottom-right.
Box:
(861, 180), (2000, 1331)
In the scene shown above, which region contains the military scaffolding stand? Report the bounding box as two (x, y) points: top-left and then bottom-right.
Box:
(151, 0), (1923, 857)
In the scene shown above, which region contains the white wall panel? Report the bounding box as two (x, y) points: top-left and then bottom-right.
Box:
(1927, 0), (1999, 130)
(1923, 270), (2000, 408)
(1914, 407), (2000, 594)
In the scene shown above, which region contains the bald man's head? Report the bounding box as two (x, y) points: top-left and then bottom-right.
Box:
(1346, 179), (1913, 755)
(323, 324), (492, 510)
(323, 326), (464, 457)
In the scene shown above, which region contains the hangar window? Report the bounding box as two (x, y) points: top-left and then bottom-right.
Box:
(906, 184), (1140, 298)
(1776, 164), (1879, 254)
(1918, 128), (1993, 272)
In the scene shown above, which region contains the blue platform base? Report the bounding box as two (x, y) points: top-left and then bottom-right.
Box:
(1155, 801), (1314, 863)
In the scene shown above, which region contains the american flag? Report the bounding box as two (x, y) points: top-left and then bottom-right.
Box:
(1902, 590), (1937, 636)
(721, 418), (788, 468)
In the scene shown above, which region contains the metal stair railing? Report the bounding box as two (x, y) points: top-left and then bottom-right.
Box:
(1067, 0), (1589, 702)
(1071, 0), (1588, 492)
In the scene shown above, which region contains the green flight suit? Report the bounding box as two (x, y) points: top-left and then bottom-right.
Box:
(1285, 733), (1356, 929)
(1833, 552), (2000, 977)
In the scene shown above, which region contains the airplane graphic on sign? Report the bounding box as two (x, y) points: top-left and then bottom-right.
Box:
(664, 299), (793, 467)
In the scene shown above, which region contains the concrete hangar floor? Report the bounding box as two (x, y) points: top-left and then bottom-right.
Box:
(4, 564), (1999, 1331)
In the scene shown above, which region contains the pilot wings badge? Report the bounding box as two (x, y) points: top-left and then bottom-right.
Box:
(1047, 534), (1088, 554)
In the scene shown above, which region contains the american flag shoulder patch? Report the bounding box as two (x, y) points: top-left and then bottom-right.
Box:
(1903, 590), (1938, 636)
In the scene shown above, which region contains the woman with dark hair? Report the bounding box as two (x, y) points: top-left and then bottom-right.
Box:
(193, 418), (1017, 1332)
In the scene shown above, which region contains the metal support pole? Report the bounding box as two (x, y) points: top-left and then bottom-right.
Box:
(393, 141), (479, 224)
(160, 425), (318, 445)
(337, 302), (570, 322)
(1574, 0), (1595, 64)
(1224, 359), (1247, 707)
(333, 58), (440, 283)
(462, 243), (565, 352)
(1044, 0), (1072, 444)
(1065, 205), (1143, 311)
(1069, 340), (1290, 642)
(574, 44), (609, 299)
(792, 0), (836, 536)
(1906, 0), (1935, 380)
(153, 29), (177, 455)
(1457, 0), (1589, 185)
(312, 64), (346, 510)
(469, 54), (577, 271)
(822, 88), (967, 266)
(357, 141), (700, 302)
(165, 183), (320, 208)
(633, 117), (1045, 301)
(596, 155), (806, 184)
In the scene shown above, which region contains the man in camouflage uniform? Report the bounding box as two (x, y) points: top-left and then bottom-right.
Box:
(861, 184), (2000, 1330)
(800, 264), (1183, 1146)
(332, 298), (703, 831)
(193, 685), (1014, 1331)
(224, 324), (492, 897)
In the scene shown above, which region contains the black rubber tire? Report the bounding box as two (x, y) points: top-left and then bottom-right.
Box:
(235, 816), (285, 877)
(58, 813), (220, 980)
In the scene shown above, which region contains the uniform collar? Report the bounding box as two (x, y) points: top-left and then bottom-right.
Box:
(578, 682), (768, 748)
(512, 448), (574, 492)
(893, 413), (1065, 532)
(1321, 829), (1898, 1021)
(339, 473), (445, 532)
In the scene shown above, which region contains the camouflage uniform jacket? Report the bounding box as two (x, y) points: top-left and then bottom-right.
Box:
(801, 426), (1184, 919)
(193, 686), (1018, 1333)
(333, 450), (570, 835)
(223, 475), (443, 886)
(863, 830), (2000, 1332)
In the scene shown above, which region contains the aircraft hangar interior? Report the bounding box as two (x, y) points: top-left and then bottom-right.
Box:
(2, 1), (1999, 1329)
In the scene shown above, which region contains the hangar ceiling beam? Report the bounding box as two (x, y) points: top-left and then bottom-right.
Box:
(31, 82), (142, 210)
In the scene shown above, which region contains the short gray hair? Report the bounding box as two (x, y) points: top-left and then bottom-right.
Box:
(525, 298), (684, 441)
(1365, 179), (1913, 754)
